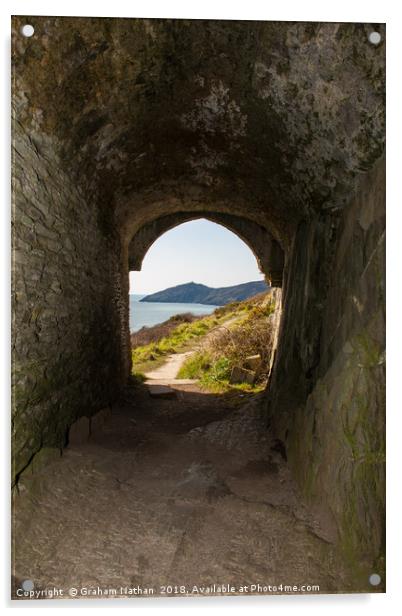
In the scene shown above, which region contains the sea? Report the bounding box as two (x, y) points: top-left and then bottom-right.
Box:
(129, 294), (220, 333)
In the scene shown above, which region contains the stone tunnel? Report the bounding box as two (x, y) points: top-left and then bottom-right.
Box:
(12, 16), (385, 587)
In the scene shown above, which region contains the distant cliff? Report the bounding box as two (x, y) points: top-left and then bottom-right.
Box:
(140, 280), (269, 305)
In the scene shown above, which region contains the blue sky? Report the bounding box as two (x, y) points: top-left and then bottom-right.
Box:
(129, 219), (264, 294)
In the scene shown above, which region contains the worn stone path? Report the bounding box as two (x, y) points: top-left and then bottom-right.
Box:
(12, 383), (351, 600)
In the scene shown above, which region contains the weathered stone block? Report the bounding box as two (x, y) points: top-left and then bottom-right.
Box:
(229, 366), (255, 385)
(68, 416), (90, 445)
(90, 407), (112, 437)
(147, 384), (177, 399)
(243, 354), (261, 371)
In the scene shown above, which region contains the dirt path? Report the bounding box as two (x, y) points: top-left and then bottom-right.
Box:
(12, 382), (352, 600)
(143, 315), (241, 387)
(144, 351), (195, 386)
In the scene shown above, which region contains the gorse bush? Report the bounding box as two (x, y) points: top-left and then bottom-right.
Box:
(209, 315), (274, 379)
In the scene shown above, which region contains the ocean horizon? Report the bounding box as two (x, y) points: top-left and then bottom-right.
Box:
(129, 294), (220, 332)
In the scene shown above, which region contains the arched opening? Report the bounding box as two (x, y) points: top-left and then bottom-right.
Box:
(127, 213), (285, 288)
(128, 218), (282, 395)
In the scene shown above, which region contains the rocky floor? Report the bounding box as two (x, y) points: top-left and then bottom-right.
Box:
(12, 383), (352, 600)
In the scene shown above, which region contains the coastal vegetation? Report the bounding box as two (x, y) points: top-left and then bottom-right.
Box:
(131, 291), (277, 392)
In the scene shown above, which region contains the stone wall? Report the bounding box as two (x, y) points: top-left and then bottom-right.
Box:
(267, 157), (385, 585)
(11, 123), (125, 481)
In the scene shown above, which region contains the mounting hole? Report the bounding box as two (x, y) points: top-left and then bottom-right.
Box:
(369, 573), (381, 586)
(21, 24), (35, 38)
(368, 31), (381, 45)
(22, 579), (34, 591)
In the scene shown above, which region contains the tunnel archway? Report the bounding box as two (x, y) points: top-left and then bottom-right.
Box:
(12, 16), (385, 583)
(123, 214), (283, 380)
(117, 204), (287, 381)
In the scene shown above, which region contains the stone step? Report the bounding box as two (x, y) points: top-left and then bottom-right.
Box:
(146, 384), (177, 399)
(145, 379), (197, 386)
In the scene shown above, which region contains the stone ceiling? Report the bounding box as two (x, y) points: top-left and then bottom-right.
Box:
(12, 17), (385, 246)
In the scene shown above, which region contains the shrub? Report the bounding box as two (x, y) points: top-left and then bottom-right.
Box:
(209, 316), (274, 380)
(130, 312), (200, 348)
(178, 298), (276, 390)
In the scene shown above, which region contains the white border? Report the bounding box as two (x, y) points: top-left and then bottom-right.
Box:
(2, 0), (393, 21)
(2, 1), (401, 614)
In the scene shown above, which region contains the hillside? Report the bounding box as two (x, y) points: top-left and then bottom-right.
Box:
(140, 280), (269, 305)
(131, 290), (278, 393)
